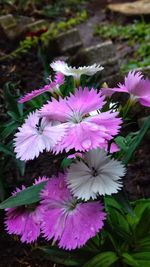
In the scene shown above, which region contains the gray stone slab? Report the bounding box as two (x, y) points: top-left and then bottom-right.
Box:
(70, 41), (119, 80)
(55, 28), (83, 55)
(26, 20), (48, 32)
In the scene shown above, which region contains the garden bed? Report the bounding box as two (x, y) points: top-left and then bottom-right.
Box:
(0, 1), (150, 267)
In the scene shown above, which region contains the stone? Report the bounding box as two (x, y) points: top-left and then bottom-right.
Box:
(54, 28), (83, 55)
(26, 20), (48, 33)
(0, 15), (48, 40)
(107, 0), (150, 16)
(71, 41), (119, 78)
(0, 14), (18, 39)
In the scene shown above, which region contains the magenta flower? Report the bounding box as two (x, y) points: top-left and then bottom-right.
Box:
(14, 111), (67, 161)
(39, 87), (122, 153)
(40, 174), (106, 250)
(102, 71), (150, 107)
(18, 73), (64, 103)
(33, 176), (49, 185)
(5, 183), (46, 244)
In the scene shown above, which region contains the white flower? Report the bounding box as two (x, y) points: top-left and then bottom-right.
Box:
(50, 61), (103, 80)
(66, 149), (125, 200)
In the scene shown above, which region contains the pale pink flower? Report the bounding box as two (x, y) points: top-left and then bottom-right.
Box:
(14, 111), (67, 161)
(39, 87), (122, 153)
(102, 71), (150, 107)
(40, 173), (106, 250)
(18, 73), (64, 103)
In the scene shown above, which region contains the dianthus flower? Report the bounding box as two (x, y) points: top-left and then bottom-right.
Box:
(40, 174), (106, 250)
(14, 111), (67, 161)
(18, 73), (64, 103)
(102, 71), (150, 107)
(5, 177), (48, 243)
(39, 87), (122, 153)
(51, 61), (103, 80)
(66, 148), (125, 200)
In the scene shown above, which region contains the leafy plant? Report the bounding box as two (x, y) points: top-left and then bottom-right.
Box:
(95, 20), (150, 71)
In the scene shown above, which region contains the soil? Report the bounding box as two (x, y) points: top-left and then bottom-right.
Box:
(0, 0), (150, 266)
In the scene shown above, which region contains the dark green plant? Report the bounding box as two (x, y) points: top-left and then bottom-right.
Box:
(0, 81), (48, 199)
(0, 116), (150, 267)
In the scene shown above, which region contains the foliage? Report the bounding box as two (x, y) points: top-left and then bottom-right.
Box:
(36, 199), (150, 266)
(0, 81), (47, 199)
(1, 0), (87, 17)
(42, 0), (87, 19)
(1, 60), (150, 265)
(95, 20), (150, 70)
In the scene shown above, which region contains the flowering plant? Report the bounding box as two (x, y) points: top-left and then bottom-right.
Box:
(1, 61), (150, 266)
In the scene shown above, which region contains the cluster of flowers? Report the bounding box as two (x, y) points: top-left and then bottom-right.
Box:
(5, 61), (150, 250)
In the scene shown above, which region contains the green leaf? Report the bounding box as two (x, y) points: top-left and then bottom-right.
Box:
(61, 157), (72, 170)
(135, 207), (150, 239)
(137, 236), (150, 252)
(15, 159), (26, 176)
(132, 252), (150, 267)
(0, 182), (47, 209)
(115, 136), (128, 151)
(104, 195), (125, 214)
(4, 83), (20, 116)
(122, 253), (139, 267)
(38, 246), (84, 266)
(0, 122), (18, 139)
(123, 116), (150, 164)
(83, 251), (118, 267)
(0, 143), (14, 156)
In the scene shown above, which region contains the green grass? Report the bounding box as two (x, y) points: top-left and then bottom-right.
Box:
(95, 21), (150, 71)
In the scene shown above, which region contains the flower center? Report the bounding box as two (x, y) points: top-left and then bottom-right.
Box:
(91, 167), (98, 177)
(70, 111), (83, 123)
(36, 118), (43, 134)
(24, 203), (37, 212)
(64, 199), (78, 212)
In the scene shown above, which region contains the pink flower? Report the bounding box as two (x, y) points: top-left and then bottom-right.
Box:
(18, 73), (64, 103)
(40, 174), (106, 250)
(14, 111), (67, 161)
(102, 71), (150, 107)
(39, 87), (122, 153)
(5, 184), (46, 243)
(33, 176), (49, 185)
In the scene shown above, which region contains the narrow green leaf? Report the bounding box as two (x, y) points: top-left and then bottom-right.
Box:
(115, 136), (128, 151)
(135, 207), (150, 239)
(61, 157), (72, 170)
(15, 159), (26, 176)
(137, 236), (150, 252)
(0, 182), (47, 209)
(0, 143), (14, 156)
(38, 246), (84, 266)
(123, 116), (150, 164)
(122, 253), (139, 267)
(83, 251), (118, 267)
(0, 122), (18, 139)
(132, 252), (150, 267)
(4, 84), (20, 116)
